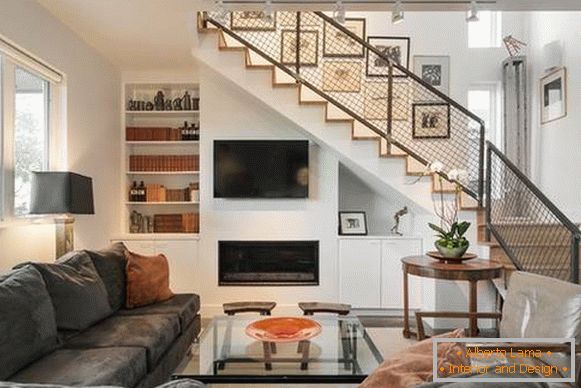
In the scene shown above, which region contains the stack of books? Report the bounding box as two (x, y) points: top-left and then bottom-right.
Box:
(129, 155), (199, 172)
(145, 184), (166, 202)
(153, 213), (199, 233)
(126, 127), (184, 141)
(165, 188), (192, 202)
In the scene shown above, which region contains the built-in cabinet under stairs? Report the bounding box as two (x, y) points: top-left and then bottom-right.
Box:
(196, 11), (580, 286)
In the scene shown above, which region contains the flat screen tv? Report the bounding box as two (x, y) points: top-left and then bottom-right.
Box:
(214, 140), (309, 198)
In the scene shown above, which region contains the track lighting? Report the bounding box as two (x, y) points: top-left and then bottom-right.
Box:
(215, 0), (228, 19)
(392, 0), (404, 24)
(263, 0), (274, 22)
(333, 0), (346, 24)
(466, 1), (479, 22)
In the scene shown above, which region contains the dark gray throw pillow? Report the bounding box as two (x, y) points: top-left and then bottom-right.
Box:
(31, 251), (113, 331)
(0, 265), (59, 380)
(85, 242), (128, 311)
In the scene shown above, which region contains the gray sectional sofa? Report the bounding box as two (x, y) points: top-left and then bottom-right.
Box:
(0, 243), (201, 388)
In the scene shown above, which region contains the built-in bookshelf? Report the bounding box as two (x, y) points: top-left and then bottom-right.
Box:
(122, 82), (200, 237)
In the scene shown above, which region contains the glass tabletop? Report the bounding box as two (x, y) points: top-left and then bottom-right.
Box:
(174, 315), (384, 384)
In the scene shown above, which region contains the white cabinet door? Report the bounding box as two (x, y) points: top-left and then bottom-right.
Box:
(113, 240), (155, 255)
(155, 240), (198, 294)
(381, 239), (422, 309)
(339, 239), (381, 308)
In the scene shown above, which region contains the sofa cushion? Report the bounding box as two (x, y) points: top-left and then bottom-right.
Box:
(125, 250), (174, 309)
(85, 242), (128, 311)
(29, 251), (112, 331)
(0, 266), (59, 380)
(8, 347), (146, 388)
(117, 294), (200, 332)
(64, 314), (180, 370)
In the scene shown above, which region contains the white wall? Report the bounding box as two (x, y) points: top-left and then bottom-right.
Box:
(0, 0), (120, 271)
(198, 68), (340, 314)
(527, 12), (581, 222)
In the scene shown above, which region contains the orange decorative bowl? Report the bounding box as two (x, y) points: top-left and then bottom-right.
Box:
(245, 317), (322, 343)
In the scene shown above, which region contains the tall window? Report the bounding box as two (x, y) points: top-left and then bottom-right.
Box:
(0, 37), (62, 220)
(468, 84), (501, 145)
(468, 11), (502, 48)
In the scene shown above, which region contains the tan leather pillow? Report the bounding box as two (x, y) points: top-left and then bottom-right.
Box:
(360, 329), (467, 388)
(125, 250), (174, 309)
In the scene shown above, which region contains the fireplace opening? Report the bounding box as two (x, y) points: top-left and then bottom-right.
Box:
(218, 241), (319, 286)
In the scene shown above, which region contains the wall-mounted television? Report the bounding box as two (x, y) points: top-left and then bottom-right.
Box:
(214, 140), (309, 198)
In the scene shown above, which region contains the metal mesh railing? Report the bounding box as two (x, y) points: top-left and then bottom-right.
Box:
(486, 142), (580, 283)
(203, 11), (485, 201)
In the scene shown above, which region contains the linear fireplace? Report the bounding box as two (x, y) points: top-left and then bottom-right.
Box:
(218, 241), (319, 286)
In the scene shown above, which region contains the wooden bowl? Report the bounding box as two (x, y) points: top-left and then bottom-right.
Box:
(245, 317), (322, 343)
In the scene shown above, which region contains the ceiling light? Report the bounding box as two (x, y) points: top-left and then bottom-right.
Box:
(392, 0), (404, 24)
(466, 1), (479, 22)
(333, 0), (346, 24)
(263, 0), (274, 22)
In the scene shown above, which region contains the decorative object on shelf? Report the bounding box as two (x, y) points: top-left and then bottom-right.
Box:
(540, 67), (567, 124)
(366, 36), (410, 77)
(245, 317), (322, 343)
(364, 79), (410, 121)
(338, 211), (368, 235)
(130, 210), (143, 233)
(192, 97), (200, 110)
(29, 171), (95, 259)
(412, 102), (450, 139)
(164, 99), (173, 110)
(145, 102), (154, 111)
(190, 182), (200, 202)
(426, 250), (477, 264)
(427, 165), (472, 259)
(390, 206), (408, 236)
(413, 55), (450, 95)
(173, 97), (183, 110)
(138, 101), (146, 110)
(323, 18), (365, 58)
(128, 99), (136, 110)
(280, 30), (319, 67)
(154, 90), (165, 110)
(322, 61), (362, 93)
(503, 35), (527, 57)
(231, 11), (277, 31)
(183, 91), (192, 110)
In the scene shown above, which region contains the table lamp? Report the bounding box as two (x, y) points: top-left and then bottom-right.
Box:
(29, 171), (94, 259)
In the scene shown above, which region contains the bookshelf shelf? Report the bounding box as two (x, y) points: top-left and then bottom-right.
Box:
(126, 201), (199, 205)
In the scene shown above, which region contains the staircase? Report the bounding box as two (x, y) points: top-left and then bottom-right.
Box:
(196, 11), (581, 285)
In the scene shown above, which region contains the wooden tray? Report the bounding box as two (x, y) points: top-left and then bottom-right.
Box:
(245, 317), (322, 343)
(426, 251), (478, 263)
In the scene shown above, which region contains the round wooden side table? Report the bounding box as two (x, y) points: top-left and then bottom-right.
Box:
(401, 255), (502, 339)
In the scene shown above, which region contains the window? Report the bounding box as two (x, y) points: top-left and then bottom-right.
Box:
(0, 37), (63, 220)
(468, 84), (501, 145)
(468, 11), (502, 48)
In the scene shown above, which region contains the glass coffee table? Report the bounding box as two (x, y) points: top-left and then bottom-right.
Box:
(173, 315), (383, 384)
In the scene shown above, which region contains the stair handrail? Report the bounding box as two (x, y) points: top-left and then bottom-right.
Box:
(202, 11), (486, 203)
(486, 140), (580, 283)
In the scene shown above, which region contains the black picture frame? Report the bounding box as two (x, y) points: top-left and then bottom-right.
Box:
(411, 102), (451, 139)
(280, 30), (319, 67)
(366, 36), (410, 78)
(338, 211), (368, 235)
(323, 18), (366, 58)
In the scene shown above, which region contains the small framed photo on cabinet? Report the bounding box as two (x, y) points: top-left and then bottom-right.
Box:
(339, 211), (368, 235)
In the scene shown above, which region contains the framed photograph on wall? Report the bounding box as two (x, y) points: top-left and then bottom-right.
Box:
(231, 11), (277, 31)
(322, 61), (362, 93)
(364, 80), (410, 121)
(412, 103), (450, 139)
(279, 12), (319, 27)
(323, 18), (366, 58)
(339, 211), (368, 235)
(540, 67), (567, 124)
(366, 36), (410, 77)
(281, 30), (319, 66)
(413, 55), (450, 95)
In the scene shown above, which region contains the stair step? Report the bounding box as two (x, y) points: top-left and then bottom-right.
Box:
(431, 175), (457, 194)
(460, 192), (480, 211)
(406, 157), (427, 176)
(352, 121), (380, 140)
(326, 104), (354, 122)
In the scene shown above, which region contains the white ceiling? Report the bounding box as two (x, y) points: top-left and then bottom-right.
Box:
(38, 0), (581, 71)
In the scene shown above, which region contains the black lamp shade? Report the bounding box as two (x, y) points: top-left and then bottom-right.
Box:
(29, 172), (94, 215)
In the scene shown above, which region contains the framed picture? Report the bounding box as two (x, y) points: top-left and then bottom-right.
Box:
(364, 80), (410, 121)
(540, 67), (567, 124)
(412, 103), (450, 139)
(414, 55), (450, 95)
(279, 12), (319, 27)
(323, 18), (366, 58)
(339, 211), (368, 235)
(322, 61), (362, 93)
(231, 11), (276, 31)
(366, 36), (410, 77)
(280, 30), (319, 67)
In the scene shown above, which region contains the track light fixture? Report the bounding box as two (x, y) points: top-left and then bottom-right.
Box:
(215, 0), (228, 19)
(333, 0), (346, 24)
(263, 0), (274, 22)
(392, 0), (404, 25)
(466, 1), (479, 22)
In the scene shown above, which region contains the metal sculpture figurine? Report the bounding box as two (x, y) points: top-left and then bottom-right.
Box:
(390, 206), (408, 236)
(154, 90), (165, 110)
(503, 35), (527, 57)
